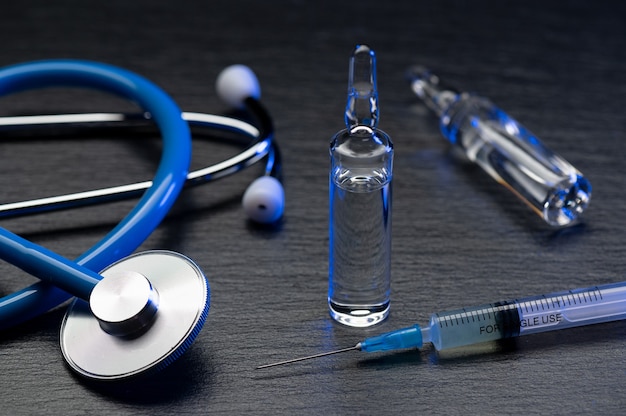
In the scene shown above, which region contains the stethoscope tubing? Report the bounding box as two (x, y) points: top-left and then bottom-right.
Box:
(0, 59), (192, 329)
(0, 227), (101, 300)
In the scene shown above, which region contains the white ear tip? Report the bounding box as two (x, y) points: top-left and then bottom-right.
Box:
(215, 64), (261, 108)
(242, 176), (284, 224)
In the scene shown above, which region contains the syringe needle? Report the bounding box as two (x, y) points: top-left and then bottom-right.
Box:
(256, 345), (361, 369)
(257, 325), (426, 369)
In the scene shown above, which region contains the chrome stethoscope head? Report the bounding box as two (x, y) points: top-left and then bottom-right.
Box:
(61, 250), (210, 380)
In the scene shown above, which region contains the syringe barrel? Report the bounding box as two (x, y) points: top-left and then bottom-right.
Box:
(428, 301), (521, 351)
(516, 282), (626, 335)
(428, 281), (626, 351)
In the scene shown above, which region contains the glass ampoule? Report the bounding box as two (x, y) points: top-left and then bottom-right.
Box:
(329, 45), (394, 327)
(407, 67), (591, 227)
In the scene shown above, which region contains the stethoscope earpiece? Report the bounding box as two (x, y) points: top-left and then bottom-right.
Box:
(214, 64), (285, 224)
(216, 64), (261, 108)
(242, 176), (285, 224)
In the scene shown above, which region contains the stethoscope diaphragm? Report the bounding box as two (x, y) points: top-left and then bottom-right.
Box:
(60, 250), (210, 380)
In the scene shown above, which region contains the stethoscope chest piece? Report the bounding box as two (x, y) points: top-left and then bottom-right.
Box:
(60, 250), (210, 381)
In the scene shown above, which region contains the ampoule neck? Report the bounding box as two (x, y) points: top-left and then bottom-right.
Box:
(345, 45), (379, 129)
(406, 66), (459, 117)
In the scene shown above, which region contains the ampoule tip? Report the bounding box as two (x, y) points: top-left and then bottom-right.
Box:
(345, 44), (379, 129)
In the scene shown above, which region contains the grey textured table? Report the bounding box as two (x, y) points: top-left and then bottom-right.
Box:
(1, 1), (625, 414)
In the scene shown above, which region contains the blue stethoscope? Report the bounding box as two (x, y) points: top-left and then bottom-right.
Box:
(0, 60), (283, 380)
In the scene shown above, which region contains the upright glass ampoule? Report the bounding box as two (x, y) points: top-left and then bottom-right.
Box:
(329, 45), (393, 327)
(407, 67), (591, 227)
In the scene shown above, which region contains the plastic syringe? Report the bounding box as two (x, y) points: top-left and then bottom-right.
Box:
(257, 281), (626, 369)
